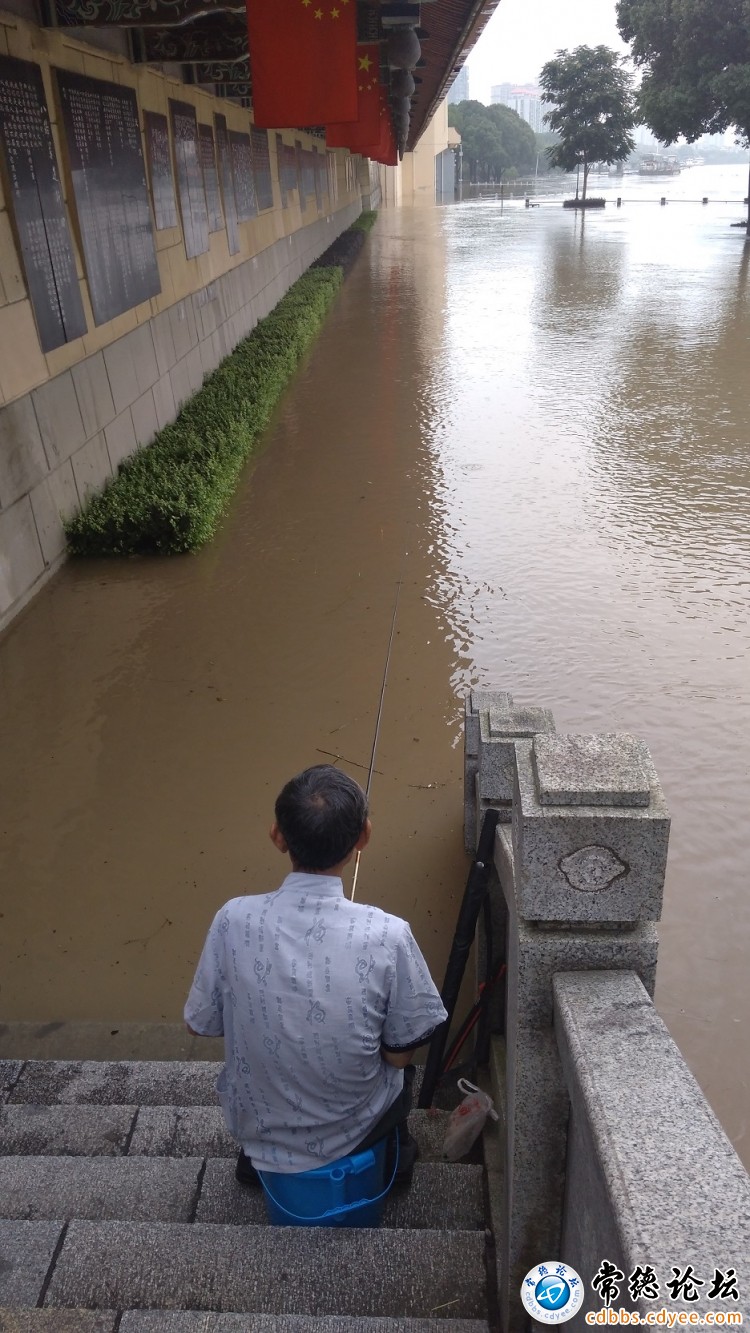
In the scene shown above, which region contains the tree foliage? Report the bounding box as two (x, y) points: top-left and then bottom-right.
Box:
(617, 0), (750, 145)
(535, 131), (564, 173)
(448, 100), (537, 182)
(539, 46), (636, 202)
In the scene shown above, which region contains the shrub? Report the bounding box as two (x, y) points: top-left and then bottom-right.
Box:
(65, 266), (345, 556)
(562, 197), (606, 209)
(313, 209), (378, 273)
(351, 210), (378, 232)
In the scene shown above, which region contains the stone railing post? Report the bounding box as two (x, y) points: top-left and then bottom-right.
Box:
(466, 696), (670, 1333)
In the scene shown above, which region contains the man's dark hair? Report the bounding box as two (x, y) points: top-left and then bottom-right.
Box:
(275, 765), (368, 871)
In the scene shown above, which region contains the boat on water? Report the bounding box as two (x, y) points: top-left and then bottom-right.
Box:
(638, 154), (681, 176)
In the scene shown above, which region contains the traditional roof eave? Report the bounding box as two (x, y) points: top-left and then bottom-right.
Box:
(40, 0), (501, 153)
(407, 0), (501, 148)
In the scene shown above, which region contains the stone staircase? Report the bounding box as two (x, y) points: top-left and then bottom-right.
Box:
(0, 1059), (495, 1331)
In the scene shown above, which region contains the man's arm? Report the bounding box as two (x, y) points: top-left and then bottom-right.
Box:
(381, 1045), (416, 1069)
(380, 922), (448, 1061)
(184, 907), (227, 1039)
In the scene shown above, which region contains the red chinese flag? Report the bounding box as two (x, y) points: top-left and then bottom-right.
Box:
(361, 96), (397, 166)
(358, 93), (386, 156)
(247, 0), (357, 129)
(382, 115), (398, 166)
(326, 43), (381, 150)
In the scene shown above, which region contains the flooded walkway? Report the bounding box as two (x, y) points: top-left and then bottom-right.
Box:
(2, 173), (749, 1164)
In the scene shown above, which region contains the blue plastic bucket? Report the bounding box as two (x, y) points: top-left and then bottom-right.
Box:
(258, 1135), (395, 1228)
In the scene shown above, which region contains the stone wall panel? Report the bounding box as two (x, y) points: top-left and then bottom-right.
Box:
(71, 433), (113, 503)
(0, 496), (45, 618)
(71, 353), (117, 440)
(29, 461), (79, 565)
(104, 410), (137, 471)
(0, 397), (48, 509)
(31, 373), (87, 468)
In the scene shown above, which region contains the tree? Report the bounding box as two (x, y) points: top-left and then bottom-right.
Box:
(448, 100), (536, 182)
(617, 0), (750, 230)
(486, 104), (537, 176)
(535, 131), (563, 174)
(539, 46), (636, 204)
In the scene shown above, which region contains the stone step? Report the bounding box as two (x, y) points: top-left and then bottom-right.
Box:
(0, 1103), (450, 1163)
(0, 1316), (490, 1333)
(0, 1221), (64, 1308)
(0, 1062), (23, 1102)
(118, 1316), (491, 1332)
(0, 1157), (483, 1231)
(0, 1158), (202, 1224)
(0, 1314), (117, 1331)
(4, 1060), (435, 1113)
(5, 1062), (223, 1108)
(0, 1104), (138, 1156)
(129, 1104), (449, 1163)
(42, 1221), (487, 1319)
(196, 1160), (484, 1231)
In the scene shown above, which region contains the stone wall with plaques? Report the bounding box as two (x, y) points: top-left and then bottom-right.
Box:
(251, 128), (274, 213)
(277, 140), (298, 210)
(144, 110), (178, 231)
(56, 69), (162, 326)
(228, 130), (256, 224)
(214, 114), (240, 256)
(198, 123), (223, 234)
(0, 55), (87, 353)
(169, 98), (209, 261)
(0, 9), (367, 632)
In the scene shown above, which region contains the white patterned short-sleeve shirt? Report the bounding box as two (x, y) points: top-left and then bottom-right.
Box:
(184, 873), (447, 1173)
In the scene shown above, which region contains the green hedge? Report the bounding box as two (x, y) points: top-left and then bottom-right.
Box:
(351, 210), (378, 232)
(65, 265), (344, 556)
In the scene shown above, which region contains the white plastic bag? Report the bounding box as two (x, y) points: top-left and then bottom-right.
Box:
(441, 1078), (499, 1161)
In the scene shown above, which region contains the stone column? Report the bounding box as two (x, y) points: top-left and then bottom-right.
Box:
(468, 704), (670, 1333)
(465, 691), (556, 1035)
(464, 691), (555, 852)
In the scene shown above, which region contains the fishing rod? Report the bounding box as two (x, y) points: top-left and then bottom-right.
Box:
(350, 570), (404, 901)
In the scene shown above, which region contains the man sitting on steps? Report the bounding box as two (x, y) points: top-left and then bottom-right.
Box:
(185, 764), (447, 1189)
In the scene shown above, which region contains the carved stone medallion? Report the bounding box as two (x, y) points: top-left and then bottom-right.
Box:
(559, 845), (627, 893)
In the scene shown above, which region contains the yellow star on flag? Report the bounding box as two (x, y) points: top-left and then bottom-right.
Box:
(358, 54), (372, 71)
(314, 6), (322, 14)
(331, 5), (339, 14)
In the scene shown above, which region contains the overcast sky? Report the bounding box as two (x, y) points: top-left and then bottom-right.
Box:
(465, 0), (629, 101)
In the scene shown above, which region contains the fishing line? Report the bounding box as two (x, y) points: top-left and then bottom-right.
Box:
(350, 563), (405, 902)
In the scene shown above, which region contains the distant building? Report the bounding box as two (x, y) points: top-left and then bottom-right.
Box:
(491, 83), (543, 133)
(509, 87), (543, 133)
(448, 67), (470, 104)
(490, 82), (513, 106)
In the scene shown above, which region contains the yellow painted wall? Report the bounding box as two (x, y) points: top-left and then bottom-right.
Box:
(387, 98), (454, 206)
(0, 9), (360, 407)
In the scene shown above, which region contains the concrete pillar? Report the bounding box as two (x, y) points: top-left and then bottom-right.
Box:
(467, 699), (670, 1332)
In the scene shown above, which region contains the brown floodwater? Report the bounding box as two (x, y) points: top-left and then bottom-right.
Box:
(1, 167), (749, 1164)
